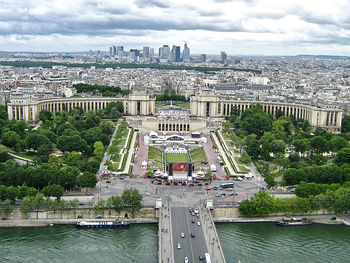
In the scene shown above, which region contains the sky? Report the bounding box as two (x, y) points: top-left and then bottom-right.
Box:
(1, 0), (350, 56)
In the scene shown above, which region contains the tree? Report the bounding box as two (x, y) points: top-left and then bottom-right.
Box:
(17, 185), (29, 200)
(94, 200), (106, 215)
(122, 188), (142, 215)
(93, 141), (105, 159)
(0, 145), (8, 162)
(329, 136), (348, 154)
(341, 116), (350, 133)
(239, 191), (276, 216)
(240, 112), (272, 136)
(69, 199), (79, 219)
(37, 143), (53, 163)
(270, 139), (286, 155)
(292, 139), (310, 156)
(245, 135), (260, 159)
(334, 148), (350, 166)
(274, 153), (288, 172)
(32, 194), (45, 219)
(309, 136), (328, 154)
(20, 196), (33, 218)
(65, 151), (82, 166)
(6, 186), (18, 201)
(108, 195), (125, 216)
(265, 175), (276, 187)
(76, 172), (97, 189)
(1, 199), (13, 218)
(42, 184), (64, 200)
(59, 166), (80, 191)
(43, 197), (53, 219)
(2, 131), (22, 150)
(39, 110), (53, 122)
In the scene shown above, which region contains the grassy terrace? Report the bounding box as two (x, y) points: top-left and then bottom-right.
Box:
(190, 148), (207, 162)
(166, 153), (188, 163)
(147, 146), (163, 172)
(107, 121), (130, 171)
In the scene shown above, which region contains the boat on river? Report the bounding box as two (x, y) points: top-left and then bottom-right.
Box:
(76, 220), (130, 228)
(343, 220), (350, 226)
(276, 217), (312, 226)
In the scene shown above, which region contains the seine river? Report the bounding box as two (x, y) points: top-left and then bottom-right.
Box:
(1, 223), (350, 263)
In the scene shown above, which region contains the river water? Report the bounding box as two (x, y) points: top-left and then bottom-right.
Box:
(216, 222), (350, 263)
(1, 223), (350, 263)
(0, 224), (158, 263)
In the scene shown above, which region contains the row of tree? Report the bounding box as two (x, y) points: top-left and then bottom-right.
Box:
(239, 188), (350, 216)
(73, 83), (130, 96)
(295, 181), (350, 198)
(0, 161), (97, 191)
(283, 164), (350, 186)
(155, 90), (187, 102)
(94, 188), (142, 216)
(0, 61), (262, 74)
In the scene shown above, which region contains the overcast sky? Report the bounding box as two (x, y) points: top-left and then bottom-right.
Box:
(1, 0), (350, 56)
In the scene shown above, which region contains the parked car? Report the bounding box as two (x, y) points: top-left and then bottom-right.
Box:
(191, 219), (195, 223)
(199, 255), (204, 261)
(197, 221), (201, 226)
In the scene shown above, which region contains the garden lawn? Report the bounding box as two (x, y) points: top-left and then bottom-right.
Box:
(166, 153), (188, 163)
(190, 148), (207, 162)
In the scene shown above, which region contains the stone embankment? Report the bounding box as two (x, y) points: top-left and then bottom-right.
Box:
(1, 206), (349, 228)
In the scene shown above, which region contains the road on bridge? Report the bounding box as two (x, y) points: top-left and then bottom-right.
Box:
(171, 207), (207, 263)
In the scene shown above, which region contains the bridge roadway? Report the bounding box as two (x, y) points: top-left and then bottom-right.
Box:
(158, 204), (226, 263)
(171, 207), (208, 263)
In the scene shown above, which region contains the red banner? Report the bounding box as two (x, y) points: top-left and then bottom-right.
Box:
(173, 162), (188, 172)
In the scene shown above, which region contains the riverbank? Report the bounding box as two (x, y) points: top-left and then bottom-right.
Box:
(2, 214), (350, 228)
(214, 214), (350, 225)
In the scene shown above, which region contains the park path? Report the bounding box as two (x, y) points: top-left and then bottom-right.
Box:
(211, 133), (235, 176)
(120, 131), (137, 174)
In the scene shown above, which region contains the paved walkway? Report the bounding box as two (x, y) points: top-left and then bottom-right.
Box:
(201, 206), (226, 263)
(120, 131), (137, 174)
(97, 122), (120, 175)
(211, 133), (236, 176)
(133, 133), (149, 176)
(203, 135), (226, 178)
(159, 203), (173, 263)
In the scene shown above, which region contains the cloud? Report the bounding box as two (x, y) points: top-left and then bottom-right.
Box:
(0, 0), (350, 55)
(134, 0), (170, 9)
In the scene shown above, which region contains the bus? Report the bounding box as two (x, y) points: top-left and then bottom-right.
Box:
(220, 183), (234, 188)
(205, 253), (211, 263)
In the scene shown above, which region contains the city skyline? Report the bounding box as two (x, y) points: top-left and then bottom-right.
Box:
(1, 0), (350, 56)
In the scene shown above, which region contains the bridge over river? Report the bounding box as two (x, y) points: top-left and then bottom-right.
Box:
(159, 202), (226, 263)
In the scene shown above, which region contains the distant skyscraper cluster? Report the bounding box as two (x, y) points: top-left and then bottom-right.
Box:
(106, 43), (229, 64)
(107, 43), (195, 63)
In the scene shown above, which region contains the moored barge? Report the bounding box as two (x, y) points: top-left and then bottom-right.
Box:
(276, 217), (312, 226)
(76, 220), (130, 228)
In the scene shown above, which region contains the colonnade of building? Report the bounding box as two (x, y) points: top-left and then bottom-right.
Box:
(158, 122), (191, 132)
(6, 89), (344, 133)
(190, 91), (343, 132)
(7, 90), (156, 122)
